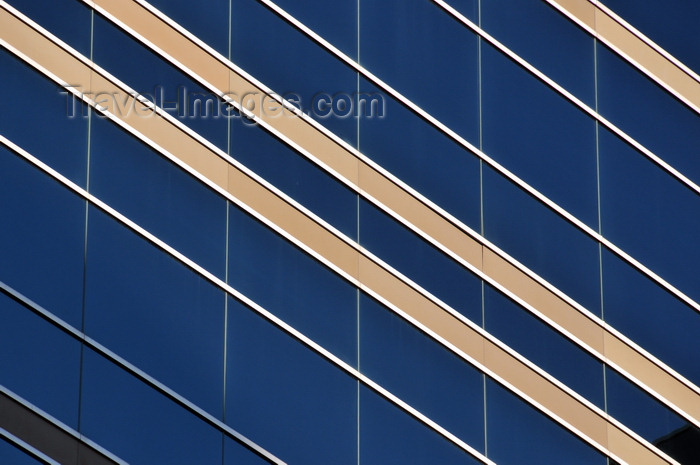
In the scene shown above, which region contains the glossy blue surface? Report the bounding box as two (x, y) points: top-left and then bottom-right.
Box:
(224, 437), (275, 465)
(0, 292), (81, 429)
(226, 298), (357, 465)
(84, 207), (225, 417)
(80, 349), (223, 465)
(228, 204), (358, 365)
(0, 438), (43, 465)
(0, 146), (85, 328)
(90, 116), (228, 278)
(360, 293), (484, 450)
(484, 285), (605, 409)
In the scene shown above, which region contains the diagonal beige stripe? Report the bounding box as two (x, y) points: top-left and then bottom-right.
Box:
(545, 0), (700, 114)
(78, 0), (700, 428)
(0, 5), (688, 464)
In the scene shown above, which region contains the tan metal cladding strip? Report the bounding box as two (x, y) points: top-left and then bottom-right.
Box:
(83, 0), (700, 426)
(548, 0), (700, 112)
(0, 6), (684, 464)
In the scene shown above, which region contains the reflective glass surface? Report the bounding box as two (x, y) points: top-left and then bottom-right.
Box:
(231, 117), (358, 240)
(0, 146), (85, 328)
(224, 436), (274, 465)
(486, 379), (607, 464)
(0, 437), (44, 465)
(482, 165), (602, 315)
(481, 0), (595, 106)
(0, 292), (81, 429)
(482, 43), (598, 228)
(90, 116), (228, 278)
(228, 204), (357, 365)
(599, 127), (700, 303)
(359, 199), (482, 323)
(226, 298), (357, 465)
(0, 48), (88, 187)
(84, 207), (225, 417)
(360, 385), (482, 465)
(359, 78), (481, 231)
(484, 285), (605, 409)
(80, 349), (223, 465)
(361, 0), (479, 144)
(360, 293), (484, 450)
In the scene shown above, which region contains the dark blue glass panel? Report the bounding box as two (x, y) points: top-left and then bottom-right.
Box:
(601, 0), (700, 74)
(0, 437), (43, 465)
(597, 43), (700, 185)
(359, 78), (481, 231)
(601, 248), (700, 386)
(84, 207), (225, 417)
(268, 0), (357, 59)
(231, 0), (357, 146)
(9, 0), (92, 57)
(361, 0), (479, 144)
(90, 116), (227, 278)
(359, 199), (482, 323)
(0, 146), (85, 328)
(226, 298), (357, 465)
(484, 284), (605, 409)
(482, 43), (598, 228)
(92, 13), (228, 151)
(147, 0), (229, 56)
(230, 117), (358, 240)
(599, 127), (700, 303)
(481, 0), (595, 106)
(228, 204), (357, 365)
(0, 48), (88, 186)
(0, 291), (81, 429)
(482, 166), (602, 315)
(486, 380), (607, 464)
(438, 0), (479, 22)
(224, 437), (273, 465)
(605, 368), (691, 448)
(360, 385), (482, 465)
(360, 293), (484, 450)
(80, 349), (223, 465)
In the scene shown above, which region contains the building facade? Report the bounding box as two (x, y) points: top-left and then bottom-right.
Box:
(0, 0), (699, 464)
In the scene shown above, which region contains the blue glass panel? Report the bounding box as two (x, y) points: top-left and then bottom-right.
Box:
(359, 78), (481, 231)
(226, 298), (357, 465)
(92, 13), (228, 151)
(601, 0), (700, 74)
(597, 43), (700, 185)
(605, 368), (691, 449)
(599, 127), (700, 303)
(486, 380), (607, 464)
(360, 293), (484, 450)
(230, 117), (358, 240)
(84, 207), (225, 417)
(482, 165), (601, 315)
(601, 248), (700, 386)
(0, 291), (81, 429)
(9, 0), (92, 57)
(361, 0), (479, 144)
(481, 0), (595, 106)
(360, 385), (482, 465)
(80, 349), (223, 465)
(438, 0), (479, 22)
(484, 284), (605, 408)
(482, 43), (598, 228)
(268, 0), (357, 59)
(0, 146), (85, 327)
(0, 437), (43, 465)
(0, 48), (88, 186)
(224, 437), (273, 465)
(147, 0), (229, 56)
(231, 0), (357, 146)
(90, 116), (227, 278)
(228, 204), (357, 365)
(359, 199), (482, 323)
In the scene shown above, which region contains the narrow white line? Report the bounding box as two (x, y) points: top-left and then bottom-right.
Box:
(0, 428), (62, 465)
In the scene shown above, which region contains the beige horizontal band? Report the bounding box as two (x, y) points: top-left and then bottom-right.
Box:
(0, 4), (688, 464)
(82, 0), (700, 426)
(546, 0), (700, 113)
